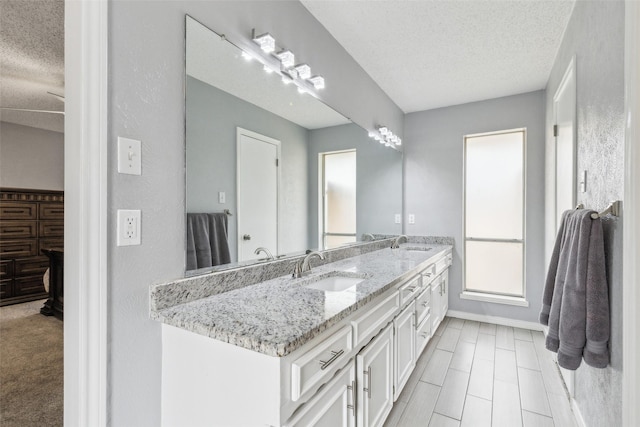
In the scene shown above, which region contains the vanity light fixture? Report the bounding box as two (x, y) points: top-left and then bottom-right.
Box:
(308, 75), (325, 90)
(252, 32), (276, 53)
(368, 124), (402, 149)
(276, 50), (295, 68)
(294, 64), (311, 80)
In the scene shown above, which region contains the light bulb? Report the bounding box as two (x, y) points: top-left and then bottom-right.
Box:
(253, 33), (275, 53)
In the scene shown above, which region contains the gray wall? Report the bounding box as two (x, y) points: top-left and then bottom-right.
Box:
(0, 121), (64, 190)
(187, 76), (308, 260)
(108, 1), (403, 425)
(544, 1), (624, 425)
(307, 123), (403, 248)
(404, 91), (546, 322)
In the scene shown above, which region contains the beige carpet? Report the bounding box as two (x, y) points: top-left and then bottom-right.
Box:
(0, 301), (63, 427)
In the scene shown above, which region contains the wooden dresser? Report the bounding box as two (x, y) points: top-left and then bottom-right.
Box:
(0, 188), (64, 306)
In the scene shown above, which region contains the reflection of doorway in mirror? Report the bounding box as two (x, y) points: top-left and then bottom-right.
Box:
(237, 128), (280, 262)
(320, 150), (356, 249)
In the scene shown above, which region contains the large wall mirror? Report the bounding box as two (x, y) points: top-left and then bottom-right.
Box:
(185, 16), (403, 274)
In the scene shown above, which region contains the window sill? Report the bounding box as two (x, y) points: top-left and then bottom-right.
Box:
(459, 291), (529, 307)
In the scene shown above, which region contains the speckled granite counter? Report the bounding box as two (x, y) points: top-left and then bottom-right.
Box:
(151, 243), (452, 357)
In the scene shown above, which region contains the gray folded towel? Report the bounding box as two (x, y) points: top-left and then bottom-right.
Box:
(540, 209), (610, 370)
(186, 212), (231, 270)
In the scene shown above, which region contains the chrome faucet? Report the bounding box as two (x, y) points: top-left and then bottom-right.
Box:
(292, 251), (325, 278)
(362, 233), (375, 241)
(391, 235), (408, 249)
(254, 247), (274, 260)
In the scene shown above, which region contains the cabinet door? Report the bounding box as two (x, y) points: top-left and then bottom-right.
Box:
(285, 361), (356, 427)
(440, 270), (449, 317)
(431, 278), (442, 333)
(357, 324), (393, 427)
(393, 301), (416, 400)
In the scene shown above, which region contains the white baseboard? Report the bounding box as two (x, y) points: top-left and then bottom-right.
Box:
(571, 398), (587, 427)
(447, 310), (544, 331)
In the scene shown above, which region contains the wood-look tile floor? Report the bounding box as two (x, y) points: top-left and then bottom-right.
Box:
(384, 317), (579, 427)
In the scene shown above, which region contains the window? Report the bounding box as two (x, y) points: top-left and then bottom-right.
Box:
(463, 129), (526, 305)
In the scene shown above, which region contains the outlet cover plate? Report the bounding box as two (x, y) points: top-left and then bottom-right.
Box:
(117, 209), (141, 246)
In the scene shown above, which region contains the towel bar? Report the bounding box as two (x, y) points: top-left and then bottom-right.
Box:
(576, 200), (621, 219)
(223, 209), (232, 216)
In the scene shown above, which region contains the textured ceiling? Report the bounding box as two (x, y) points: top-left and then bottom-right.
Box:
(301, 0), (575, 113)
(187, 17), (350, 130)
(0, 0), (64, 133)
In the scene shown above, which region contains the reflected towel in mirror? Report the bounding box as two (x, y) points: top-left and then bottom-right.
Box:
(186, 213), (231, 270)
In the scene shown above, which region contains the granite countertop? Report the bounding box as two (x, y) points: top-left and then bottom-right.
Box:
(153, 243), (452, 357)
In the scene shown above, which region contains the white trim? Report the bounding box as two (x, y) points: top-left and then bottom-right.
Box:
(571, 398), (587, 427)
(446, 310), (543, 332)
(459, 291), (529, 307)
(623, 2), (640, 426)
(64, 0), (108, 426)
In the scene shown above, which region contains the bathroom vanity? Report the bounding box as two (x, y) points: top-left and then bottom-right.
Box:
(151, 241), (452, 427)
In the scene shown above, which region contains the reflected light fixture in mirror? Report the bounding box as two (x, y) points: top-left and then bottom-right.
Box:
(368, 125), (402, 149)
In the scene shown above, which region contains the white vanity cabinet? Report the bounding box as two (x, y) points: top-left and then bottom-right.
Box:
(393, 301), (416, 400)
(356, 324), (394, 427)
(285, 360), (356, 427)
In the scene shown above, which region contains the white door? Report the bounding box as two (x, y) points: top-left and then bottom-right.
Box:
(285, 362), (356, 427)
(553, 57), (577, 397)
(237, 128), (279, 262)
(357, 324), (393, 427)
(320, 150), (357, 250)
(394, 301), (416, 401)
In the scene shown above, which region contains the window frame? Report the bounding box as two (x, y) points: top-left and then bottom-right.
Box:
(461, 128), (528, 306)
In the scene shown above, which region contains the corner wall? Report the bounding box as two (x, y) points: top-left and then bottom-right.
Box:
(544, 1), (624, 425)
(404, 90), (546, 322)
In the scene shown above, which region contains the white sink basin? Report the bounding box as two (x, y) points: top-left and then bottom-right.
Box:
(403, 246), (432, 252)
(304, 273), (365, 292)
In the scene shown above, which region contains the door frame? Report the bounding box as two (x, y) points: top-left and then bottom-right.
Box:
(551, 56), (577, 398)
(236, 127), (281, 261)
(65, 0), (108, 425)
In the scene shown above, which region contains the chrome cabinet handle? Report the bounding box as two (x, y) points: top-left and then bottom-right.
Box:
(363, 366), (372, 399)
(407, 286), (418, 292)
(422, 301), (429, 307)
(319, 349), (344, 370)
(347, 380), (356, 413)
(242, 234), (251, 240)
(421, 332), (429, 338)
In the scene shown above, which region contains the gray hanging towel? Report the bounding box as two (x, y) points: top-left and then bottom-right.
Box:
(540, 209), (610, 370)
(186, 212), (231, 270)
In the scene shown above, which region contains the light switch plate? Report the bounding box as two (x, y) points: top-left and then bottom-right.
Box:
(117, 137), (142, 175)
(219, 191), (226, 204)
(117, 209), (141, 246)
(394, 214), (401, 224)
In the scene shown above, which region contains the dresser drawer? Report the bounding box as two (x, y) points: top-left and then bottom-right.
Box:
(0, 220), (37, 239)
(0, 279), (14, 299)
(39, 221), (64, 238)
(399, 275), (422, 307)
(351, 290), (399, 347)
(0, 202), (37, 220)
(291, 325), (353, 402)
(14, 256), (49, 277)
(0, 260), (13, 280)
(416, 312), (432, 359)
(415, 285), (431, 324)
(39, 238), (64, 252)
(14, 275), (46, 296)
(39, 203), (64, 220)
(0, 240), (38, 257)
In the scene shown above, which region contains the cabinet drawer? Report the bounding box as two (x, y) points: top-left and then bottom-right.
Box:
(415, 286), (431, 324)
(39, 203), (64, 220)
(416, 313), (432, 359)
(0, 220), (37, 239)
(291, 325), (353, 402)
(421, 265), (436, 285)
(0, 202), (37, 220)
(351, 291), (399, 348)
(399, 275), (422, 307)
(0, 240), (38, 257)
(14, 275), (46, 296)
(434, 253), (452, 276)
(39, 221), (64, 238)
(39, 238), (64, 252)
(0, 279), (13, 299)
(0, 260), (13, 280)
(14, 256), (49, 277)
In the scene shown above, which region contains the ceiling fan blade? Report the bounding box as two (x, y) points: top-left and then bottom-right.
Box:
(0, 107), (65, 115)
(47, 92), (65, 102)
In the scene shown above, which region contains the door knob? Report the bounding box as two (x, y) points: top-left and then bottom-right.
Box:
(243, 234), (251, 240)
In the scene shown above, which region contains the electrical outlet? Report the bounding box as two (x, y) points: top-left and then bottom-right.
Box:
(117, 209), (141, 246)
(408, 214), (415, 224)
(395, 214), (401, 224)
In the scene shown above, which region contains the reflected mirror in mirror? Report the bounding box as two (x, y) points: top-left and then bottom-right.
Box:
(185, 16), (402, 274)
